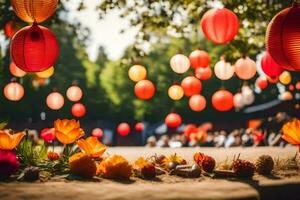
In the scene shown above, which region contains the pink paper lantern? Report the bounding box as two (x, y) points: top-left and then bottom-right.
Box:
(4, 81), (24, 101)
(46, 91), (64, 110)
(66, 85), (83, 102)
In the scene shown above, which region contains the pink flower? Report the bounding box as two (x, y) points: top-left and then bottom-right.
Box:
(0, 150), (19, 180)
(40, 128), (56, 143)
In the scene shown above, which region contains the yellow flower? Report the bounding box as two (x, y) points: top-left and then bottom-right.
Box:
(77, 136), (106, 158)
(162, 153), (186, 170)
(133, 157), (149, 169)
(282, 118), (300, 151)
(54, 119), (84, 144)
(97, 155), (132, 180)
(69, 152), (97, 178)
(0, 130), (25, 150)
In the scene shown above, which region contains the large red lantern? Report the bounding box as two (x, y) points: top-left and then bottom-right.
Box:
(134, 80), (155, 100)
(4, 21), (23, 38)
(66, 85), (83, 102)
(189, 95), (206, 112)
(181, 76), (202, 97)
(195, 67), (212, 80)
(189, 50), (210, 69)
(266, 3), (300, 71)
(117, 123), (130, 136)
(201, 8), (239, 44)
(71, 103), (86, 118)
(261, 52), (284, 77)
(135, 122), (145, 132)
(92, 128), (104, 139)
(3, 81), (24, 101)
(46, 91), (64, 110)
(10, 24), (59, 72)
(165, 113), (182, 128)
(256, 77), (268, 90)
(212, 90), (234, 112)
(235, 57), (257, 80)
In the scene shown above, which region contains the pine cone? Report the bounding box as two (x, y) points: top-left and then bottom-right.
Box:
(255, 155), (274, 175)
(202, 156), (216, 173)
(233, 159), (255, 178)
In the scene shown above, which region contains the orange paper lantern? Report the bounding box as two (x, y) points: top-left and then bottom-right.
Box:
(189, 95), (206, 112)
(9, 62), (26, 78)
(46, 92), (64, 110)
(11, 0), (58, 23)
(66, 85), (83, 102)
(128, 65), (147, 82)
(117, 123), (130, 136)
(168, 84), (184, 101)
(134, 80), (155, 100)
(71, 103), (86, 118)
(189, 50), (210, 69)
(235, 57), (257, 80)
(36, 67), (55, 78)
(181, 76), (202, 97)
(195, 67), (212, 80)
(212, 90), (234, 112)
(279, 71), (292, 85)
(281, 91), (293, 101)
(165, 113), (182, 128)
(3, 81), (24, 101)
(296, 82), (300, 90)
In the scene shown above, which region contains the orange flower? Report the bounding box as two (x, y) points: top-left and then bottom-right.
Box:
(282, 118), (300, 151)
(69, 152), (97, 178)
(47, 151), (60, 161)
(0, 130), (25, 150)
(54, 119), (84, 144)
(77, 136), (107, 158)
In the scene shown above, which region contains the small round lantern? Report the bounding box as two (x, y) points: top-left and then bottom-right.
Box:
(46, 91), (64, 110)
(214, 57), (235, 80)
(189, 94), (206, 112)
(195, 66), (212, 80)
(36, 67), (55, 78)
(134, 80), (155, 100)
(233, 93), (244, 109)
(168, 84), (184, 101)
(3, 81), (24, 101)
(235, 57), (257, 80)
(241, 86), (255, 106)
(11, 0), (58, 23)
(201, 8), (239, 44)
(66, 85), (83, 102)
(289, 84), (295, 91)
(279, 71), (292, 85)
(92, 128), (104, 139)
(296, 82), (300, 90)
(165, 113), (182, 128)
(128, 65), (147, 82)
(212, 89), (234, 112)
(181, 76), (202, 97)
(281, 91), (293, 101)
(135, 122), (144, 132)
(10, 24), (59, 72)
(4, 21), (23, 38)
(170, 54), (190, 74)
(71, 103), (86, 118)
(266, 3), (300, 71)
(261, 52), (284, 77)
(117, 123), (130, 136)
(256, 77), (268, 90)
(189, 49), (210, 69)
(9, 62), (26, 77)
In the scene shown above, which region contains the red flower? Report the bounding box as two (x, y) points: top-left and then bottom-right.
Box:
(0, 150), (19, 180)
(40, 128), (56, 143)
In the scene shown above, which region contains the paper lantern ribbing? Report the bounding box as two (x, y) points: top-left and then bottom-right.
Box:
(71, 103), (86, 118)
(214, 58), (235, 80)
(11, 0), (58, 23)
(165, 113), (182, 128)
(256, 77), (268, 90)
(3, 81), (24, 101)
(134, 80), (155, 100)
(233, 93), (244, 109)
(168, 85), (184, 101)
(170, 54), (190, 74)
(266, 3), (300, 71)
(235, 57), (257, 80)
(36, 67), (55, 78)
(9, 62), (26, 78)
(128, 65), (147, 82)
(66, 85), (83, 102)
(212, 90), (234, 112)
(181, 76), (202, 97)
(117, 123), (130, 136)
(4, 21), (23, 38)
(201, 8), (239, 44)
(261, 52), (283, 77)
(46, 92), (64, 110)
(10, 24), (59, 72)
(189, 50), (210, 69)
(189, 95), (206, 112)
(135, 122), (144, 132)
(279, 71), (292, 85)
(195, 66), (212, 80)
(92, 128), (104, 139)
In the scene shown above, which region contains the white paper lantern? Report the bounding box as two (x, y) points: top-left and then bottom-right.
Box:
(214, 58), (235, 80)
(170, 54), (190, 74)
(233, 93), (244, 109)
(241, 86), (255, 105)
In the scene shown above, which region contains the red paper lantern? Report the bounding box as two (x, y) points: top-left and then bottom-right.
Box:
(46, 92), (64, 110)
(289, 84), (295, 91)
(117, 123), (130, 136)
(40, 128), (55, 143)
(92, 128), (104, 139)
(181, 76), (202, 97)
(134, 80), (155, 100)
(4, 21), (23, 38)
(212, 90), (234, 112)
(189, 50), (210, 69)
(195, 67), (212, 80)
(201, 8), (239, 44)
(261, 52), (284, 77)
(165, 113), (182, 128)
(256, 77), (268, 90)
(135, 122), (144, 132)
(3, 81), (24, 101)
(10, 24), (59, 72)
(184, 124), (197, 139)
(266, 3), (300, 71)
(71, 103), (86, 118)
(66, 85), (83, 102)
(235, 57), (257, 80)
(189, 95), (206, 112)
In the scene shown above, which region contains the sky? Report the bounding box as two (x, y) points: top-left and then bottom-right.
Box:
(65, 0), (137, 61)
